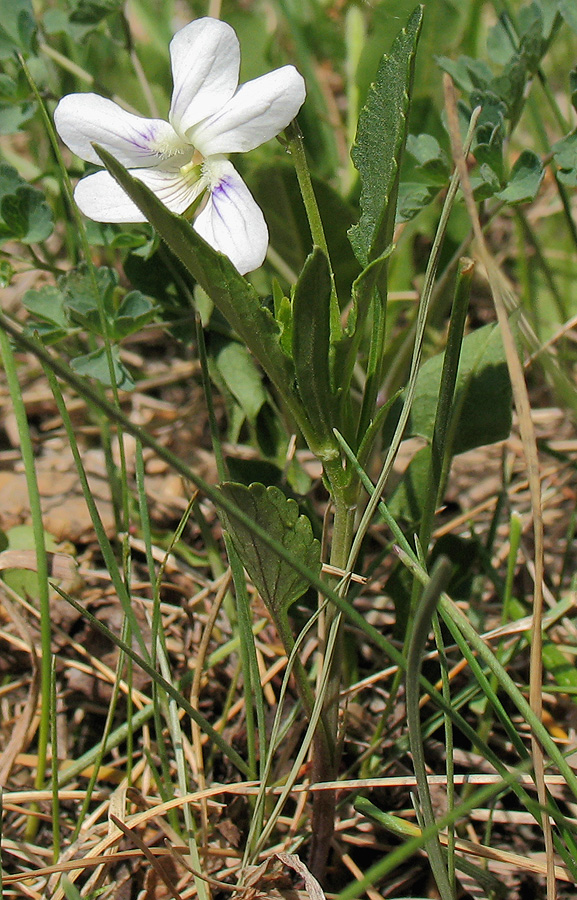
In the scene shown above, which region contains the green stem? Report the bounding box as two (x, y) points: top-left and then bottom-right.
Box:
(286, 120), (331, 258)
(194, 311), (265, 782)
(0, 329), (51, 830)
(309, 488), (356, 880)
(406, 557), (454, 900)
(286, 121), (340, 335)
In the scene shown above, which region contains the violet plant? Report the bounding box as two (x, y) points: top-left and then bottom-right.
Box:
(2, 1), (577, 897)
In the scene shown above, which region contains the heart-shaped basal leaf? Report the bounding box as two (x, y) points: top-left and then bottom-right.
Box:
(95, 148), (300, 424)
(218, 482), (322, 618)
(349, 6), (423, 268)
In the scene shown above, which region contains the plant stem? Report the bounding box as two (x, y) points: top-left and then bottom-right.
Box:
(309, 486), (357, 881)
(0, 329), (51, 835)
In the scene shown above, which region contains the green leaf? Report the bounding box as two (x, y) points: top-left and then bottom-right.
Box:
(396, 182), (437, 222)
(0, 101), (36, 135)
(410, 323), (512, 454)
(218, 482), (321, 616)
(23, 284), (68, 327)
(1, 525), (57, 601)
(571, 68), (577, 112)
(71, 346), (134, 390)
(61, 264), (117, 333)
(489, 55), (528, 126)
(0, 0), (36, 58)
(405, 133), (450, 186)
(95, 147), (298, 413)
(214, 340), (267, 424)
(387, 443), (431, 524)
(385, 323), (512, 458)
(111, 290), (157, 339)
(250, 163), (359, 301)
(517, 5), (545, 73)
(471, 97), (506, 181)
(470, 163), (501, 200)
(553, 132), (577, 186)
(496, 150), (544, 204)
(0, 164), (24, 199)
(292, 248), (337, 445)
(0, 259), (14, 287)
(349, 6), (423, 267)
(0, 175), (53, 245)
(558, 0), (577, 34)
(435, 55), (492, 93)
(69, 0), (123, 24)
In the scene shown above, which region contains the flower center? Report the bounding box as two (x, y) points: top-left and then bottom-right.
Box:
(179, 150), (208, 219)
(179, 149), (204, 179)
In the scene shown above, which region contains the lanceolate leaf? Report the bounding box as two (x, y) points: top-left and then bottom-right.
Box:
(96, 148), (298, 416)
(292, 248), (337, 446)
(218, 482), (321, 617)
(348, 6), (423, 267)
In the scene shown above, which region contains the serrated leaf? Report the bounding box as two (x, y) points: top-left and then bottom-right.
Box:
(496, 150), (543, 204)
(218, 482), (321, 616)
(292, 248), (337, 445)
(71, 346), (134, 390)
(349, 6), (423, 267)
(0, 184), (53, 244)
(96, 147), (297, 408)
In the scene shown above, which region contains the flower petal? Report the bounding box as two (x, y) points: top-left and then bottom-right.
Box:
(190, 66), (306, 155)
(194, 160), (268, 274)
(54, 94), (187, 167)
(169, 18), (240, 138)
(74, 167), (206, 222)
(74, 171), (146, 222)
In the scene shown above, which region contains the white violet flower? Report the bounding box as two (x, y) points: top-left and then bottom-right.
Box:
(54, 17), (306, 274)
